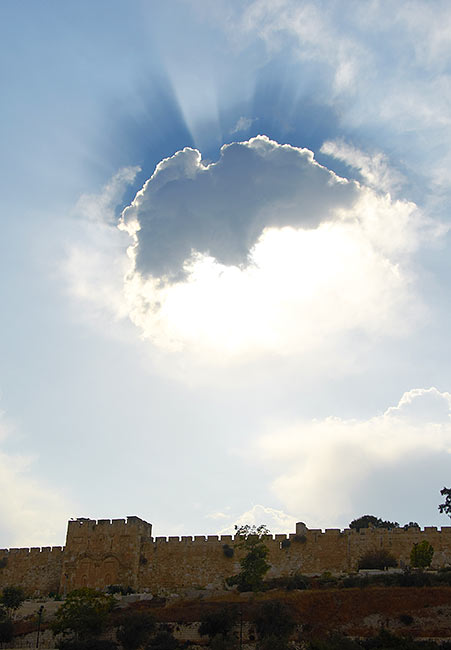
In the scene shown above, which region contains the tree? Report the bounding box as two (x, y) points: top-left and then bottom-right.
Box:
(358, 549), (397, 570)
(0, 585), (25, 615)
(349, 515), (399, 532)
(52, 588), (115, 642)
(439, 487), (451, 518)
(410, 540), (434, 568)
(116, 610), (156, 650)
(226, 525), (271, 592)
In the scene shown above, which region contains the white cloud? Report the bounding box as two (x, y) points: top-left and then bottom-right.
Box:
(256, 387), (451, 529)
(120, 136), (358, 282)
(320, 139), (405, 195)
(0, 411), (75, 547)
(67, 137), (431, 367)
(230, 116), (256, 133)
(231, 0), (451, 197)
(116, 136), (425, 361)
(218, 504), (297, 535)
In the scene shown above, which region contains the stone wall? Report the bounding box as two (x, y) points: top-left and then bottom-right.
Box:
(0, 547), (62, 597)
(60, 517), (152, 593)
(2, 517), (451, 597)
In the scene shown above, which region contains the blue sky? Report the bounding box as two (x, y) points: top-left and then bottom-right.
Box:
(2, 0), (451, 546)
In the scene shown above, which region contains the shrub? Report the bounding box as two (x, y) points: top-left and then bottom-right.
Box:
(0, 613), (13, 644)
(287, 573), (310, 590)
(293, 534), (307, 543)
(57, 640), (118, 650)
(398, 570), (431, 587)
(209, 632), (239, 650)
(281, 539), (291, 549)
(145, 630), (179, 650)
(399, 614), (414, 626)
(106, 585), (134, 595)
(52, 588), (115, 641)
(1, 585), (25, 613)
(308, 634), (362, 650)
(0, 557), (7, 569)
(222, 544), (234, 558)
(257, 635), (292, 650)
(199, 606), (238, 639)
(116, 610), (156, 650)
(254, 601), (295, 642)
(358, 549), (397, 570)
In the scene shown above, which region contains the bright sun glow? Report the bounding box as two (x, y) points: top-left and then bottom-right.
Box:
(123, 216), (411, 360)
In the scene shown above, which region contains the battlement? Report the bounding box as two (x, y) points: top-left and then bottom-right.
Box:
(0, 546), (63, 556)
(66, 516), (152, 539)
(3, 517), (451, 598)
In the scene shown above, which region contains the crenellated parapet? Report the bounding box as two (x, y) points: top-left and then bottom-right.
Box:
(2, 518), (451, 597)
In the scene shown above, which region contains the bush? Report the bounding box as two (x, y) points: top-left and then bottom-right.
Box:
(399, 614), (414, 626)
(116, 610), (156, 650)
(57, 640), (118, 650)
(358, 549), (397, 570)
(209, 632), (239, 650)
(52, 588), (115, 640)
(398, 570), (431, 587)
(145, 630), (179, 650)
(199, 606), (237, 639)
(106, 585), (134, 595)
(0, 615), (13, 644)
(281, 539), (291, 549)
(0, 557), (7, 569)
(1, 585), (25, 612)
(293, 534), (307, 543)
(308, 634), (363, 650)
(254, 601), (295, 641)
(287, 573), (310, 590)
(257, 635), (291, 650)
(222, 544), (234, 558)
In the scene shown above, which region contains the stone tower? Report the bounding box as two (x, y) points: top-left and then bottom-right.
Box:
(60, 516), (152, 593)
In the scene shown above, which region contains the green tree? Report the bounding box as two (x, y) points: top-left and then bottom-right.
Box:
(349, 515), (399, 532)
(226, 525), (271, 592)
(52, 588), (115, 642)
(439, 487), (451, 518)
(116, 610), (156, 650)
(410, 540), (434, 568)
(0, 585), (25, 615)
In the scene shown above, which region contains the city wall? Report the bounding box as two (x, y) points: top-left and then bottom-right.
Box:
(2, 518), (451, 596)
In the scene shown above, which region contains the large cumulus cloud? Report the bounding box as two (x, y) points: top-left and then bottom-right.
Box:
(68, 136), (428, 363)
(120, 136), (358, 282)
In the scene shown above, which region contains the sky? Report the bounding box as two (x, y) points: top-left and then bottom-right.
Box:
(2, 0), (451, 547)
